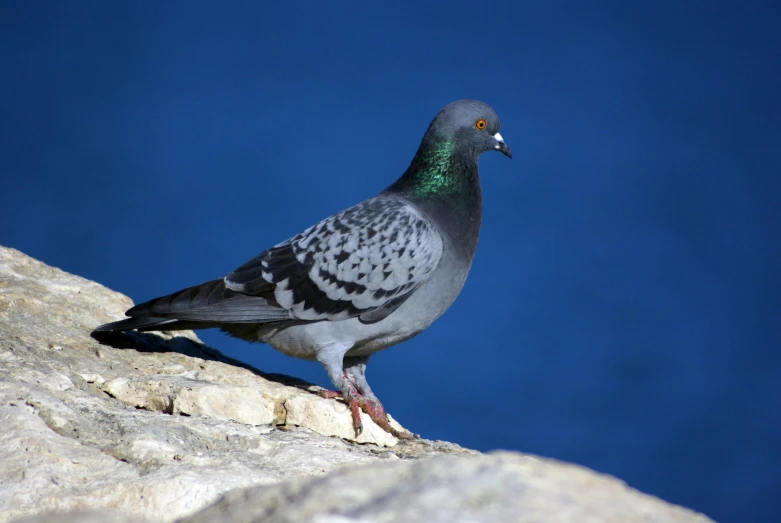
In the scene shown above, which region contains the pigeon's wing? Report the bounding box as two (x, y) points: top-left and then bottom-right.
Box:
(124, 278), (291, 323)
(225, 197), (444, 324)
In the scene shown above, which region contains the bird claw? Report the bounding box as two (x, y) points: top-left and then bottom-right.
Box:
(316, 389), (343, 400)
(348, 395), (417, 440)
(316, 388), (417, 440)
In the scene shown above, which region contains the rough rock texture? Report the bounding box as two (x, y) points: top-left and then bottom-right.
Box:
(184, 452), (713, 523)
(0, 246), (713, 523)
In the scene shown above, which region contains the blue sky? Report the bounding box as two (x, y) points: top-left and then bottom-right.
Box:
(1, 2), (780, 521)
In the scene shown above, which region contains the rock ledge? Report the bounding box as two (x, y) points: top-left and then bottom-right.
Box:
(0, 246), (712, 523)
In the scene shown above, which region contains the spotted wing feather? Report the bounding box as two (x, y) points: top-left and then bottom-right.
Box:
(225, 197), (443, 323)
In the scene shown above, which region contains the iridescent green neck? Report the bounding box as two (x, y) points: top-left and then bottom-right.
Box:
(388, 138), (478, 201)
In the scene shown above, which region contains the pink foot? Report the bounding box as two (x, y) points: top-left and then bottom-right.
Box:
(316, 387), (416, 440)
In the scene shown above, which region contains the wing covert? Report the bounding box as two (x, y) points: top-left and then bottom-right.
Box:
(225, 197), (443, 323)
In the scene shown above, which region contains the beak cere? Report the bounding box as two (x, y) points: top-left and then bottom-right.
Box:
(493, 132), (512, 158)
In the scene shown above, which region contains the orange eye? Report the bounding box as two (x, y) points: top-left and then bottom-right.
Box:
(475, 118), (487, 130)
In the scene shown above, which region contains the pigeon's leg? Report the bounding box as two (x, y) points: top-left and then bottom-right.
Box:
(341, 355), (416, 439)
(341, 356), (378, 402)
(316, 348), (414, 439)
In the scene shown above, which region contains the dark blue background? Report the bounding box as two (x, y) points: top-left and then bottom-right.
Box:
(2, 2), (779, 521)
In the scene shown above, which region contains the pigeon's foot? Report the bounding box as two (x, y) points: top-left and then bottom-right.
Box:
(346, 394), (416, 440)
(317, 386), (416, 440)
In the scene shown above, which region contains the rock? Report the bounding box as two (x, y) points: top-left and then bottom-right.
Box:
(0, 246), (713, 523)
(11, 512), (149, 523)
(183, 452), (713, 523)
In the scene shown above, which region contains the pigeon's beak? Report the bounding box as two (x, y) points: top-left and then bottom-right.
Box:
(493, 132), (512, 158)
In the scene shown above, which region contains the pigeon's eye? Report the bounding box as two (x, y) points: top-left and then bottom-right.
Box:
(475, 118), (487, 130)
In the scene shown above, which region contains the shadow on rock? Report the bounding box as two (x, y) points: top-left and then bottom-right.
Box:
(90, 329), (315, 392)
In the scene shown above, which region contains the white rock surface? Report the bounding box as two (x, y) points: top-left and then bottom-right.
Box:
(0, 246), (713, 523)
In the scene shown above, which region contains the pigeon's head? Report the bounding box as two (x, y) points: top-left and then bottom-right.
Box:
(428, 99), (511, 159)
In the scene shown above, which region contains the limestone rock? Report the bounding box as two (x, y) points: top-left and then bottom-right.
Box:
(0, 246), (463, 522)
(184, 452), (713, 523)
(0, 246), (712, 523)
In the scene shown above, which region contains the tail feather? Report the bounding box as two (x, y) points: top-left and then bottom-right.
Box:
(92, 278), (291, 336)
(93, 316), (179, 333)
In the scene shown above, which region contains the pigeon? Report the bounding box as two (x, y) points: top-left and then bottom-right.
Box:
(94, 99), (511, 439)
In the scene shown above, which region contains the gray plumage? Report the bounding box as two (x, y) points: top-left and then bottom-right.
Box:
(94, 99), (511, 438)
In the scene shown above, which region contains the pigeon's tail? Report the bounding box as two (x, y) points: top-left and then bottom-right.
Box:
(93, 315), (191, 333)
(91, 278), (292, 337)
